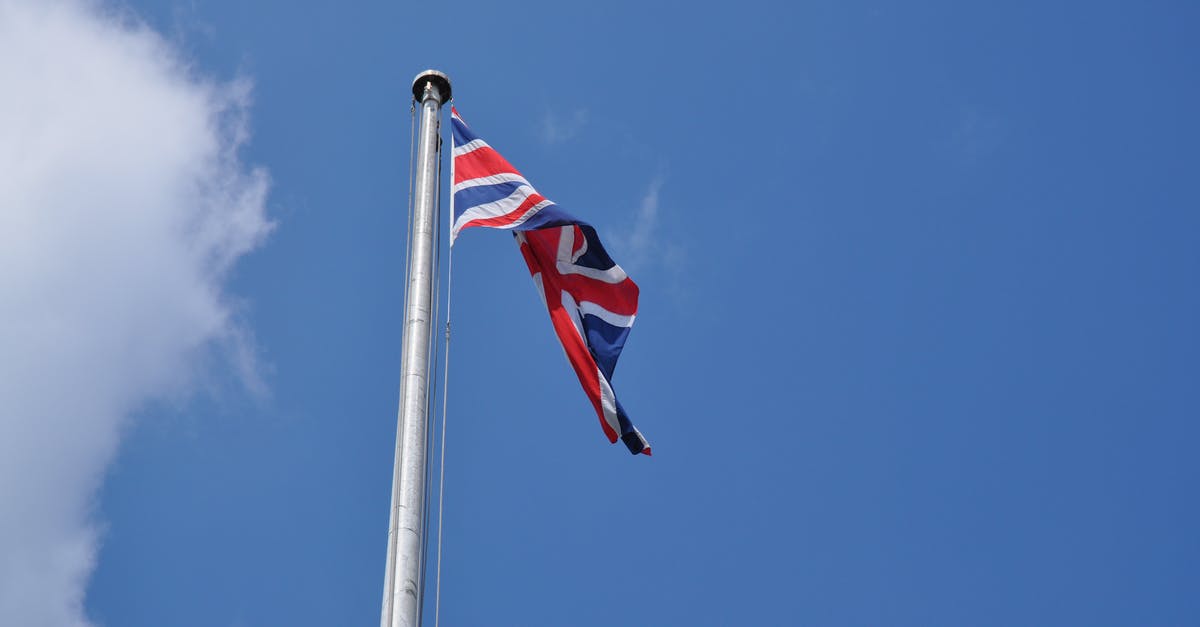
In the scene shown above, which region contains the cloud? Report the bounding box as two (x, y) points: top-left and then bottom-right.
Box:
(626, 178), (662, 266)
(612, 177), (669, 271)
(608, 177), (691, 309)
(539, 108), (589, 145)
(0, 1), (271, 625)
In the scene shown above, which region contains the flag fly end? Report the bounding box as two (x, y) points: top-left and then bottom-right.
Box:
(623, 431), (650, 456)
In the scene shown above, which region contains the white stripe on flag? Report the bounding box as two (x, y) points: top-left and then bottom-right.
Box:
(452, 172), (531, 195)
(556, 261), (628, 285)
(452, 138), (489, 157)
(576, 300), (635, 328)
(450, 185), (552, 240)
(596, 369), (622, 440)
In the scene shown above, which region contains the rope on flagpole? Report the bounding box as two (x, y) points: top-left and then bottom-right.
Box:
(402, 100), (416, 310)
(432, 101), (455, 627)
(433, 236), (452, 627)
(420, 113), (445, 619)
(384, 97), (419, 627)
(396, 100), (417, 378)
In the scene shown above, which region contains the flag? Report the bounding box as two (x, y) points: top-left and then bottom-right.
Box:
(450, 107), (650, 456)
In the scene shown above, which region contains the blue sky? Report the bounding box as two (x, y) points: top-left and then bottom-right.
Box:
(4, 0), (1198, 625)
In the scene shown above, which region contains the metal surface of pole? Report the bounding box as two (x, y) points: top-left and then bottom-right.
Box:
(382, 69), (451, 627)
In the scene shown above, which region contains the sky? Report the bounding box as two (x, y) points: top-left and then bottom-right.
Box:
(1, 0), (1197, 625)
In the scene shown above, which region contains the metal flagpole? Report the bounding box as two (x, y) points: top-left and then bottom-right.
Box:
(382, 69), (451, 627)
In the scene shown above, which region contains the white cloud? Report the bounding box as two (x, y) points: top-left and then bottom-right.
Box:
(611, 177), (670, 272)
(625, 177), (662, 267)
(608, 177), (691, 308)
(0, 1), (272, 625)
(539, 108), (589, 145)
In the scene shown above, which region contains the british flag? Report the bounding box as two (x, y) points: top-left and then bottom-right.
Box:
(450, 107), (650, 456)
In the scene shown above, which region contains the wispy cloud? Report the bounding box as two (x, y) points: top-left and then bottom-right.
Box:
(612, 176), (686, 282)
(0, 1), (271, 624)
(539, 108), (589, 145)
(622, 177), (664, 270)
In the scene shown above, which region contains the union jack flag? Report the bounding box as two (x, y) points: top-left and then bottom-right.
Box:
(450, 107), (650, 455)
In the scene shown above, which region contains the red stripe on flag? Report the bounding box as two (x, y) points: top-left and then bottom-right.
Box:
(557, 273), (639, 317)
(454, 146), (522, 185)
(519, 232), (620, 444)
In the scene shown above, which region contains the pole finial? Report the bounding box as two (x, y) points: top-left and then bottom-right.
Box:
(411, 69), (452, 103)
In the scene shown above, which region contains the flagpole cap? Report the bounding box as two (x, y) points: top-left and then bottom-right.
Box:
(412, 69), (452, 103)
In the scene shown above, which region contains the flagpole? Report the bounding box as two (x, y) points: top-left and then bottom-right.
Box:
(382, 69), (451, 627)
